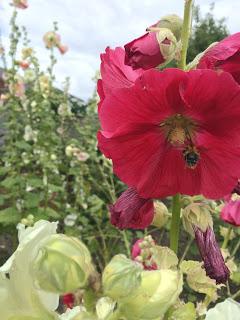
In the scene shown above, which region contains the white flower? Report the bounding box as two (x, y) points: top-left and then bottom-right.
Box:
(24, 125), (38, 142)
(205, 299), (240, 320)
(0, 220), (59, 319)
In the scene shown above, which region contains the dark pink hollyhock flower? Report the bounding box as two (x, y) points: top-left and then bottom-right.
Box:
(124, 31), (167, 70)
(98, 68), (240, 199)
(194, 226), (230, 284)
(221, 196), (240, 226)
(131, 238), (157, 270)
(109, 188), (154, 229)
(197, 33), (240, 84)
(98, 47), (143, 109)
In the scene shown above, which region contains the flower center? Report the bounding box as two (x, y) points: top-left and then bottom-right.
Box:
(160, 114), (196, 145)
(160, 114), (200, 169)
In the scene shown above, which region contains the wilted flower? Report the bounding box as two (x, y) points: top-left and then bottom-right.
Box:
(221, 193), (240, 226)
(119, 269), (183, 320)
(194, 226), (230, 284)
(102, 254), (142, 300)
(183, 203), (229, 284)
(11, 0), (28, 9)
(98, 68), (240, 199)
(197, 33), (240, 84)
(33, 234), (94, 294)
(109, 187), (154, 229)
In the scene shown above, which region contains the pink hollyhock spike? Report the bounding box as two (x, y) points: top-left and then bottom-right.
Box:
(12, 0), (28, 9)
(109, 188), (154, 229)
(197, 33), (240, 84)
(98, 47), (143, 109)
(221, 195), (240, 226)
(98, 68), (240, 199)
(194, 226), (230, 284)
(62, 293), (74, 309)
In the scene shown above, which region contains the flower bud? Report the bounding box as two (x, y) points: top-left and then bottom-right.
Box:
(33, 234), (94, 294)
(124, 27), (177, 70)
(182, 202), (213, 237)
(102, 254), (142, 300)
(157, 14), (183, 41)
(119, 269), (183, 319)
(109, 188), (154, 229)
(151, 201), (169, 228)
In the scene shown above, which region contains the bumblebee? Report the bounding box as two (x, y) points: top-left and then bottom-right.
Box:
(183, 146), (200, 169)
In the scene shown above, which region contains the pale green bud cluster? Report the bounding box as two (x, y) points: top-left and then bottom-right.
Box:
(33, 234), (94, 294)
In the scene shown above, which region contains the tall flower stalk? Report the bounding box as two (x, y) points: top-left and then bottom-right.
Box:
(170, 0), (194, 254)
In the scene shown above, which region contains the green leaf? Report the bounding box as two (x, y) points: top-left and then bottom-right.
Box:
(24, 193), (41, 208)
(0, 207), (20, 225)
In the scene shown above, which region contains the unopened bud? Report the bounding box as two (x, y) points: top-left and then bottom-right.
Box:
(33, 234), (94, 294)
(102, 254), (142, 300)
(182, 202), (213, 237)
(157, 14), (183, 41)
(119, 269), (183, 319)
(152, 201), (169, 228)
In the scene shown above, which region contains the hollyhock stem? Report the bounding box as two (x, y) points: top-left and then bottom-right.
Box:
(170, 193), (181, 254)
(178, 0), (194, 69)
(222, 225), (232, 249)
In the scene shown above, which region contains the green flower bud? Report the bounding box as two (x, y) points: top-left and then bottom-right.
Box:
(182, 203), (213, 237)
(151, 201), (169, 228)
(33, 234), (94, 294)
(119, 269), (183, 320)
(157, 14), (183, 41)
(102, 254), (142, 300)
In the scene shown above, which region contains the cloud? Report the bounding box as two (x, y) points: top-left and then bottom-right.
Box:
(0, 0), (238, 100)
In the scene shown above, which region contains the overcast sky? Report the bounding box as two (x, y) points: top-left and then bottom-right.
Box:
(0, 0), (239, 100)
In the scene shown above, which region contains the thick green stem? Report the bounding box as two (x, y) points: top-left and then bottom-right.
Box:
(170, 194), (181, 254)
(222, 225), (232, 249)
(178, 0), (194, 70)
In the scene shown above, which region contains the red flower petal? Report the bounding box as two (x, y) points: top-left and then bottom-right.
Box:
(98, 68), (240, 199)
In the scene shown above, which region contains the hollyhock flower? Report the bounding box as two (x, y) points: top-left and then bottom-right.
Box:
(109, 187), (154, 229)
(12, 0), (28, 9)
(98, 47), (144, 108)
(194, 226), (230, 284)
(221, 193), (240, 226)
(124, 27), (178, 70)
(98, 68), (240, 199)
(43, 31), (61, 49)
(197, 33), (240, 84)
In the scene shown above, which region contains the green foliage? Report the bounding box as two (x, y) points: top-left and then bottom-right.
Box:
(187, 3), (229, 62)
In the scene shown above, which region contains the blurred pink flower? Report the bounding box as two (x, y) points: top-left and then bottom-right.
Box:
(12, 0), (28, 9)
